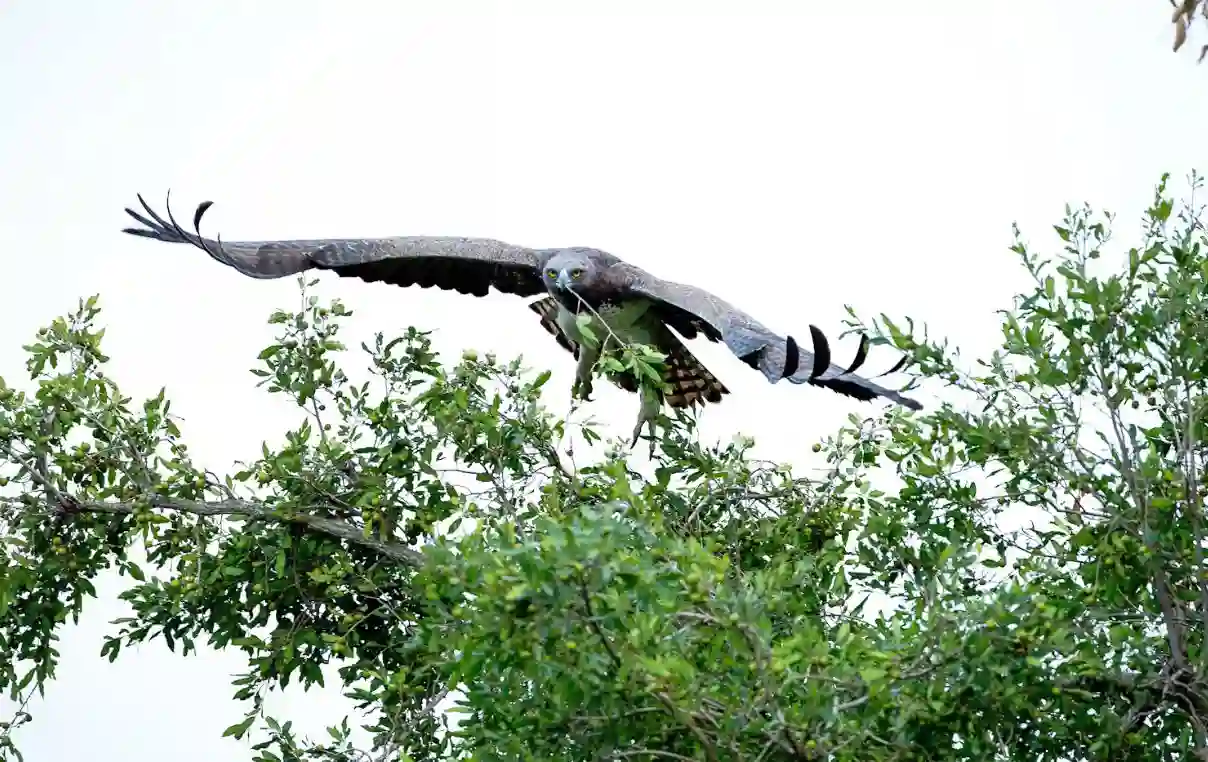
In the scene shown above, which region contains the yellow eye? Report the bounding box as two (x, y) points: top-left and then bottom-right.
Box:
(571, 269), (583, 279)
(546, 269), (558, 278)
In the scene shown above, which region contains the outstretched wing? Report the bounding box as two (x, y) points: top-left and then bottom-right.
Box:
(606, 262), (922, 411)
(121, 194), (547, 298)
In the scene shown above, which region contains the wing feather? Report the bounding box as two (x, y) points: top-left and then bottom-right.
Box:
(606, 262), (922, 411)
(122, 194), (547, 297)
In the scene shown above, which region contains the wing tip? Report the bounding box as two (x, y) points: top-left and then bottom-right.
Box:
(897, 394), (924, 411)
(120, 191), (218, 249)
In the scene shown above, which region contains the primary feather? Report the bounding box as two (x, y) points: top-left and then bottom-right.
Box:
(121, 193), (922, 443)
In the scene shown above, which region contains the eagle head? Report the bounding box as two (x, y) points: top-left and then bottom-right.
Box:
(542, 249), (600, 294)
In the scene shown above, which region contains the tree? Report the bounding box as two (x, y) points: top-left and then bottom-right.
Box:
(1, 173), (1207, 761)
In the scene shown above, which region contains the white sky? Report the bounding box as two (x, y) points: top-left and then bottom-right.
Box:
(1, 1), (1205, 759)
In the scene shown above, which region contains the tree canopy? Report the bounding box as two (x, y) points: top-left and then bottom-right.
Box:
(3, 173), (1208, 761)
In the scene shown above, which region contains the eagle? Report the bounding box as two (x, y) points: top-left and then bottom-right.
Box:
(121, 194), (922, 445)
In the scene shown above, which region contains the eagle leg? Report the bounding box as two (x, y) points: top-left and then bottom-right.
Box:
(630, 384), (661, 457)
(572, 344), (598, 402)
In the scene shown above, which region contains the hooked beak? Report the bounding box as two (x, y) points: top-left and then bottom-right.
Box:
(555, 269), (574, 291)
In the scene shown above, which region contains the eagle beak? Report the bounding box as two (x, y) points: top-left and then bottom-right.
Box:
(556, 269), (574, 291)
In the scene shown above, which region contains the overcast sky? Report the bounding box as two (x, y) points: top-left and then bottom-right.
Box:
(1, 1), (1205, 759)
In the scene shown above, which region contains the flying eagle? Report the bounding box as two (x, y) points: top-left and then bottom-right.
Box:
(121, 195), (922, 444)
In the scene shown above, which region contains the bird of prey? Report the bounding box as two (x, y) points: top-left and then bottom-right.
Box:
(121, 194), (922, 445)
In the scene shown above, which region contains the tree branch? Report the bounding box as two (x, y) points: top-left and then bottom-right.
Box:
(1176, 383), (1208, 669)
(61, 497), (425, 567)
(1099, 377), (1191, 670)
(0, 439), (424, 567)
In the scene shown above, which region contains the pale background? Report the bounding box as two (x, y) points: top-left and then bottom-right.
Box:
(0, 1), (1204, 759)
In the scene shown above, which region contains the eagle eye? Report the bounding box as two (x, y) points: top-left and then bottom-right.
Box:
(571, 268), (583, 279)
(545, 269), (558, 278)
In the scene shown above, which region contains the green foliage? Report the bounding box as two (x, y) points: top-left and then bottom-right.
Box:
(850, 170), (1208, 759)
(2, 175), (1208, 760)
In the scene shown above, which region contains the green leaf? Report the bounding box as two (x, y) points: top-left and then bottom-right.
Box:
(222, 716), (256, 739)
(860, 666), (887, 684)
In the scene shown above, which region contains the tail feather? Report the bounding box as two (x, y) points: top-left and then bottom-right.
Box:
(529, 296), (579, 357)
(650, 333), (729, 408)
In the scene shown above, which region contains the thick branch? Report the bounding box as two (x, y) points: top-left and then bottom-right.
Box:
(0, 439), (425, 568)
(66, 497), (425, 567)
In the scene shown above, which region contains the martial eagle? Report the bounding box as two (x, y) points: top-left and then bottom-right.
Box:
(121, 195), (922, 444)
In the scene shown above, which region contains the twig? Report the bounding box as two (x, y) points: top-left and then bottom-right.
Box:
(578, 574), (623, 669)
(609, 750), (700, 762)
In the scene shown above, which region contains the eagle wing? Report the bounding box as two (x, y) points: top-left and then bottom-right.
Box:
(121, 195), (547, 298)
(605, 262), (922, 411)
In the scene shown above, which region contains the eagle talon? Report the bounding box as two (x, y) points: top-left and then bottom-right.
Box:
(571, 378), (594, 403)
(628, 425), (657, 459)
